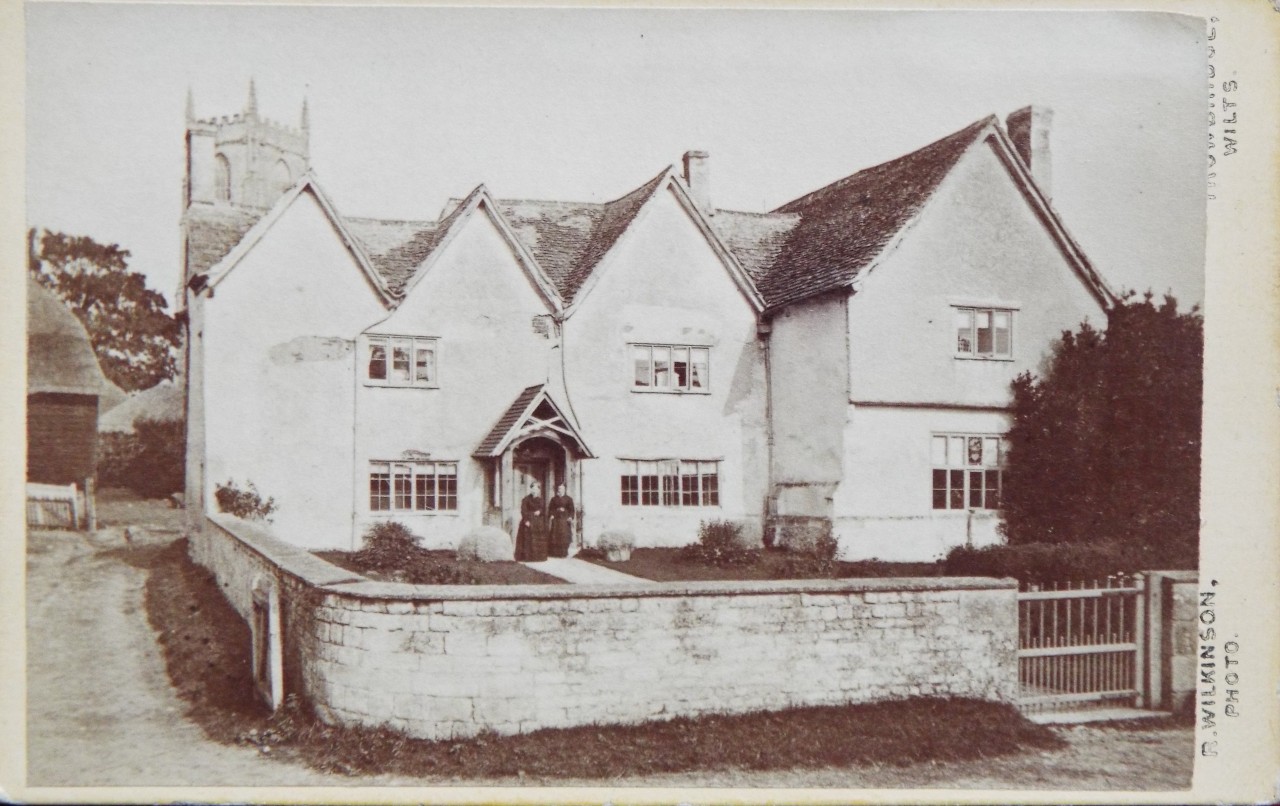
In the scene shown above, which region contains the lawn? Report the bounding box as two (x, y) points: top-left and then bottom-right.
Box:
(580, 547), (944, 582)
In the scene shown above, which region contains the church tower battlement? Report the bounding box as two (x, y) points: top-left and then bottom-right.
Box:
(184, 80), (310, 210)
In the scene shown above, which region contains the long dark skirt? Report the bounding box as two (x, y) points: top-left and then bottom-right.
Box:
(515, 518), (548, 562)
(547, 495), (574, 557)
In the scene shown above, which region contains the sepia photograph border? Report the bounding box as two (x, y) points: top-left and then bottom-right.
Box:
(1, 0), (1277, 803)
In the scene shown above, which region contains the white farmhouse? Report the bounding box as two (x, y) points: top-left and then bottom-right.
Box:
(182, 88), (1113, 561)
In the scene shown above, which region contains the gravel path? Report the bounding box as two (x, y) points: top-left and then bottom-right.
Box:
(25, 528), (335, 787)
(521, 556), (648, 584)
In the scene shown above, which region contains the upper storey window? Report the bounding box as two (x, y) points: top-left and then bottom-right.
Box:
(366, 335), (438, 387)
(955, 307), (1012, 359)
(632, 344), (709, 393)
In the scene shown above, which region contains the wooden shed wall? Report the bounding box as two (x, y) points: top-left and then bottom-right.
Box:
(27, 392), (99, 485)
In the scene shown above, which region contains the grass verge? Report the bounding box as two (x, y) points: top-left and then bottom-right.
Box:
(146, 537), (1064, 779)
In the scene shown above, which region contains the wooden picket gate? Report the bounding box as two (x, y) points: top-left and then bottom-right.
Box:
(1017, 575), (1145, 712)
(26, 482), (81, 529)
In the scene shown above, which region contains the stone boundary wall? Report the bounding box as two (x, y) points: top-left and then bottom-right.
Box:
(192, 514), (1019, 741)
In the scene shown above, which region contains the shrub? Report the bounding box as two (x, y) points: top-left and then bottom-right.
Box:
(597, 531), (636, 552)
(942, 540), (1182, 586)
(213, 479), (276, 522)
(1001, 293), (1201, 568)
(456, 526), (515, 562)
(772, 517), (834, 557)
(126, 417), (186, 498)
(96, 417), (185, 498)
(354, 522), (477, 584)
(97, 432), (142, 487)
(681, 520), (758, 567)
(766, 517), (839, 577)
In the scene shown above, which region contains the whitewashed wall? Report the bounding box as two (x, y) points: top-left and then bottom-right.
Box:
(199, 191), (387, 549)
(563, 183), (769, 546)
(354, 203), (556, 547)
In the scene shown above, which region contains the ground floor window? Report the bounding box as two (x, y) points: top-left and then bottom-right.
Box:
(620, 459), (720, 507)
(931, 434), (1003, 510)
(370, 461), (457, 512)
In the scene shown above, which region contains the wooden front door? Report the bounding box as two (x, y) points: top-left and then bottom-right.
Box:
(514, 460), (550, 508)
(506, 435), (567, 537)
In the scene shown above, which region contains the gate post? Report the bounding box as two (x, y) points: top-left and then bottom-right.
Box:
(1143, 570), (1167, 709)
(1132, 573), (1146, 708)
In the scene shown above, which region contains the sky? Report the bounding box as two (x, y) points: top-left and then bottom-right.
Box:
(26, 4), (1207, 309)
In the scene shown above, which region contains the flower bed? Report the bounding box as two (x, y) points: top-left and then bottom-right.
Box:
(316, 549), (562, 585)
(579, 547), (943, 582)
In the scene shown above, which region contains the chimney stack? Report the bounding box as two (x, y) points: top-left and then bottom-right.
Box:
(682, 150), (711, 212)
(1005, 106), (1052, 200)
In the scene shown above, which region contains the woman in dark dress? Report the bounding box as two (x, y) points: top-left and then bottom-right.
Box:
(515, 481), (548, 562)
(547, 483), (575, 557)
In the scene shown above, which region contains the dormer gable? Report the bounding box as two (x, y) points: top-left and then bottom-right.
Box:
(188, 174), (394, 307)
(389, 186), (563, 315)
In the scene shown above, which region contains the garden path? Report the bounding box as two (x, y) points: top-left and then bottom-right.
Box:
(521, 556), (648, 585)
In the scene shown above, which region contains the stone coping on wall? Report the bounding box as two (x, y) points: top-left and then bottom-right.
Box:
(207, 513), (1016, 601)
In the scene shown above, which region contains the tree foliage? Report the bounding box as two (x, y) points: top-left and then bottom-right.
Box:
(1000, 292), (1202, 567)
(28, 228), (181, 391)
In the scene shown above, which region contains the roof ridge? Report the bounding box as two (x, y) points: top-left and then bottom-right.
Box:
(343, 214), (437, 226)
(715, 208), (801, 220)
(774, 115), (995, 214)
(758, 115), (999, 310)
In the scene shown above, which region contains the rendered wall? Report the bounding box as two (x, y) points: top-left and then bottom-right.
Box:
(563, 184), (769, 546)
(199, 190), (388, 549)
(767, 294), (849, 519)
(816, 140), (1107, 559)
(194, 514), (1019, 741)
(834, 405), (1011, 561)
(844, 140), (1107, 409)
(354, 203), (556, 548)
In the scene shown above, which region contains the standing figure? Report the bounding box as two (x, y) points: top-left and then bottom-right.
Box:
(515, 481), (548, 562)
(547, 483), (575, 557)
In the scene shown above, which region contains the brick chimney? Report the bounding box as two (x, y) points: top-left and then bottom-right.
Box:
(682, 150), (711, 212)
(1005, 106), (1053, 200)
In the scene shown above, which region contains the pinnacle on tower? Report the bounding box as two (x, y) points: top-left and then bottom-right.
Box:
(301, 97), (310, 132)
(185, 87), (195, 123)
(246, 78), (258, 117)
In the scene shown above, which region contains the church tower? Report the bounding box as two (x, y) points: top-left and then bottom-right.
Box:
(184, 80), (310, 210)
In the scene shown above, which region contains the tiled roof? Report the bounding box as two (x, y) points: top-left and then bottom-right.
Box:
(707, 209), (801, 284)
(183, 204), (263, 281)
(344, 216), (441, 296)
(493, 199), (606, 296)
(759, 116), (996, 310)
(496, 170), (666, 303)
(183, 115), (1041, 314)
(473, 384), (543, 457)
